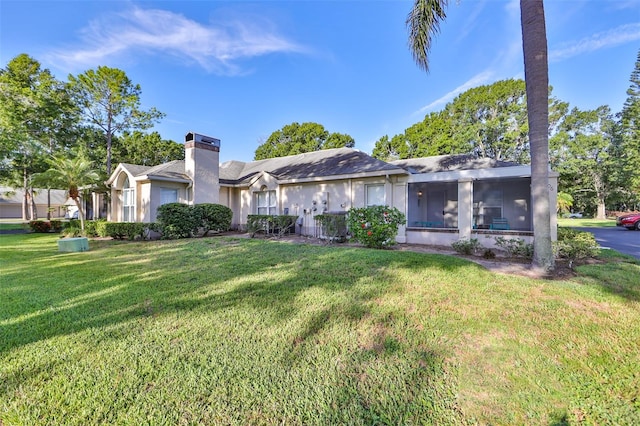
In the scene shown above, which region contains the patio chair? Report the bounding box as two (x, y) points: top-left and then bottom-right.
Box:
(490, 218), (510, 230)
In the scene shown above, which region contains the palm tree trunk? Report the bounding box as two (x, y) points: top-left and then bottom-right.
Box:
(521, 0), (554, 273)
(73, 197), (86, 231)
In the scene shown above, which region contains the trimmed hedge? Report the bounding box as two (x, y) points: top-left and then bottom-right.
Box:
(103, 222), (147, 240)
(156, 202), (232, 239)
(193, 203), (233, 236)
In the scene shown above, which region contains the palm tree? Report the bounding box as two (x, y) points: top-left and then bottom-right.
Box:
(39, 154), (100, 231)
(407, 0), (555, 273)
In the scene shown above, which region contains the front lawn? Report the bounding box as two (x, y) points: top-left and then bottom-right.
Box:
(1, 234), (639, 425)
(557, 217), (617, 228)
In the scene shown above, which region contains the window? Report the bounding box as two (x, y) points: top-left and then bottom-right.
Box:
(366, 184), (385, 206)
(256, 189), (276, 215)
(160, 188), (178, 205)
(122, 177), (134, 222)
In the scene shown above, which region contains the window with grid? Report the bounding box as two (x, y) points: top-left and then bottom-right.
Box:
(120, 176), (134, 222)
(256, 189), (276, 215)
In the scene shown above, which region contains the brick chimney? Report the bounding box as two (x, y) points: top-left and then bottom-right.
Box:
(185, 132), (220, 204)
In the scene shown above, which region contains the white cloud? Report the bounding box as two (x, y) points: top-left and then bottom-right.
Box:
(549, 22), (640, 62)
(49, 7), (308, 74)
(413, 70), (495, 116)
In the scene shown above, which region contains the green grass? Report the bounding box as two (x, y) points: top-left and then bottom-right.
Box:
(557, 218), (617, 228)
(1, 234), (639, 425)
(0, 222), (27, 231)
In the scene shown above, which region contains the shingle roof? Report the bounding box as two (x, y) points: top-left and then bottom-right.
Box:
(0, 187), (69, 205)
(143, 160), (190, 181)
(390, 154), (521, 174)
(120, 161), (189, 181)
(220, 148), (406, 184)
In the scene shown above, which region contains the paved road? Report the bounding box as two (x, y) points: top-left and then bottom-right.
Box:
(575, 226), (640, 260)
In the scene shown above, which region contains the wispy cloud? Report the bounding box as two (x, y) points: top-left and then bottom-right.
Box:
(412, 70), (495, 116)
(48, 7), (308, 75)
(549, 22), (640, 62)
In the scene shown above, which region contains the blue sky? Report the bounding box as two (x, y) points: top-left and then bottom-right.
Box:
(1, 0), (639, 163)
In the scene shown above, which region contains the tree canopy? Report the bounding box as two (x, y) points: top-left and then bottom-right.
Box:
(0, 54), (79, 219)
(373, 79), (566, 164)
(254, 122), (355, 160)
(67, 66), (165, 175)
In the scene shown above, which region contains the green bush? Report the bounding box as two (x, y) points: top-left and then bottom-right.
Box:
(193, 203), (233, 236)
(103, 222), (147, 240)
(28, 221), (51, 233)
(83, 219), (106, 237)
(451, 238), (481, 255)
(62, 226), (83, 238)
(49, 220), (63, 233)
(246, 215), (297, 238)
(494, 236), (534, 259)
(156, 203), (198, 239)
(315, 213), (348, 243)
(346, 205), (406, 249)
(554, 227), (599, 266)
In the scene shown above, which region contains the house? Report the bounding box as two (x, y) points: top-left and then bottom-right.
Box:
(106, 132), (558, 248)
(0, 186), (70, 219)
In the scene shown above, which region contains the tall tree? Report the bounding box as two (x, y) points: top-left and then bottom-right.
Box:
(67, 66), (165, 175)
(115, 131), (184, 166)
(0, 54), (78, 219)
(372, 110), (459, 160)
(254, 122), (355, 160)
(619, 49), (640, 201)
(447, 79), (529, 162)
(38, 152), (100, 231)
(407, 0), (554, 272)
(551, 106), (616, 219)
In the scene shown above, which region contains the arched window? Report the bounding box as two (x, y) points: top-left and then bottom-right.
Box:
(122, 176), (135, 222)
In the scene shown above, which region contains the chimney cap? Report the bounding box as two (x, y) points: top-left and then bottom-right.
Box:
(185, 131), (220, 146)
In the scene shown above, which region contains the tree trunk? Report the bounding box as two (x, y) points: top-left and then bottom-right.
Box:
(521, 0), (554, 273)
(22, 167), (28, 221)
(29, 188), (37, 220)
(74, 197), (86, 231)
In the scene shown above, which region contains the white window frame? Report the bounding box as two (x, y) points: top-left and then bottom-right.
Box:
(365, 184), (385, 207)
(122, 187), (135, 222)
(256, 189), (276, 215)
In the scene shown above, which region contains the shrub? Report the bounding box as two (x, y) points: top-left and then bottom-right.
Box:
(49, 220), (63, 233)
(246, 215), (297, 238)
(346, 205), (406, 249)
(83, 220), (101, 237)
(193, 203), (233, 236)
(103, 222), (147, 240)
(92, 220), (109, 237)
(554, 227), (599, 267)
(62, 226), (83, 238)
(482, 248), (496, 259)
(494, 236), (534, 259)
(451, 238), (481, 255)
(156, 203), (198, 239)
(29, 221), (51, 233)
(315, 213), (348, 243)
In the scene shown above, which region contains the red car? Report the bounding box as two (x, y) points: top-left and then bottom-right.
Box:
(616, 212), (640, 230)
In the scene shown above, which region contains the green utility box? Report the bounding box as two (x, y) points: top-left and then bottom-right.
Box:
(58, 237), (89, 252)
